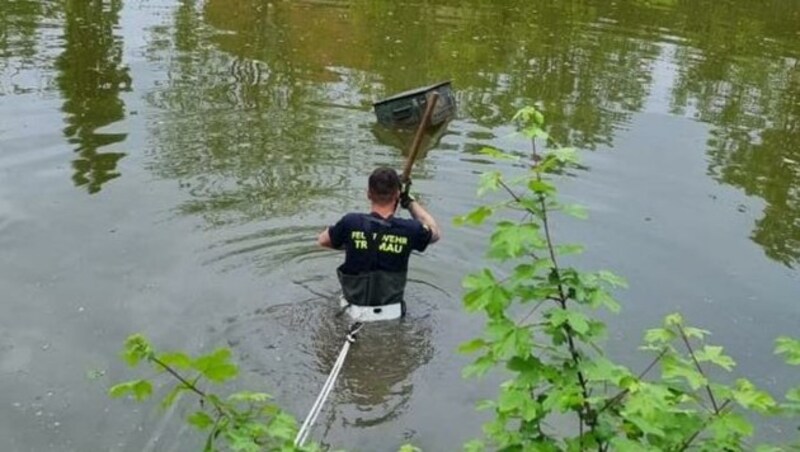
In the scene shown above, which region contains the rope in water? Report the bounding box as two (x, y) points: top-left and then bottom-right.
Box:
(294, 322), (364, 448)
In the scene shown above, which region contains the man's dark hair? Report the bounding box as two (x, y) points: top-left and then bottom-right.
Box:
(368, 167), (401, 205)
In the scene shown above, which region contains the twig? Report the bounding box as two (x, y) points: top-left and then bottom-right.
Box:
(501, 169), (597, 430)
(518, 298), (557, 325)
(498, 179), (526, 206)
(597, 348), (668, 414)
(536, 179), (596, 430)
(676, 324), (720, 413)
(150, 356), (228, 417)
(677, 399), (732, 451)
(151, 356), (208, 399)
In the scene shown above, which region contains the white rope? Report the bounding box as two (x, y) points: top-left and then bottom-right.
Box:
(294, 323), (362, 447)
(295, 341), (349, 446)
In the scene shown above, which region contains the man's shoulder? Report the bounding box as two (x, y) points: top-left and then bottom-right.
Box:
(338, 212), (367, 222)
(390, 216), (425, 230)
(333, 212), (369, 229)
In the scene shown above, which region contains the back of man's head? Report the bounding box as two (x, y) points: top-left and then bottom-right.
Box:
(368, 167), (401, 205)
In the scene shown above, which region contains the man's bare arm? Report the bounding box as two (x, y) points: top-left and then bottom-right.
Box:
(408, 201), (441, 243)
(318, 227), (333, 248)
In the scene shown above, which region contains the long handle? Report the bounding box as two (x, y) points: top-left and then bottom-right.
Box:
(401, 92), (440, 183)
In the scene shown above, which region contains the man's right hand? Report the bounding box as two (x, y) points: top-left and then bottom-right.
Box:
(407, 198), (441, 244)
(400, 190), (415, 209)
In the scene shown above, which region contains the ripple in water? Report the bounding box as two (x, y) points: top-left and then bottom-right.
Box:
(203, 224), (329, 273)
(214, 280), (446, 445)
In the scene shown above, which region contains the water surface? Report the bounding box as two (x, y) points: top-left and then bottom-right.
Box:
(1, 0), (799, 450)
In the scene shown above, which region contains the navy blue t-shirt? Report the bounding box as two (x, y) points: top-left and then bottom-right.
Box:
(329, 212), (432, 275)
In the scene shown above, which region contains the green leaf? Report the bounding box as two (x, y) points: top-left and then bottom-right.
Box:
(709, 411), (753, 438)
(682, 326), (711, 339)
(475, 399), (496, 411)
(547, 308), (569, 329)
(161, 384), (187, 409)
(527, 179), (555, 195)
(661, 354), (706, 390)
(227, 391), (272, 403)
(621, 408), (666, 437)
(108, 380), (137, 398)
(497, 386), (527, 414)
(664, 312), (684, 327)
(695, 345), (736, 371)
(733, 378), (777, 413)
(786, 386), (800, 402)
(522, 125), (549, 140)
(488, 221), (544, 259)
(191, 349), (239, 383)
(609, 437), (649, 452)
(492, 326), (532, 360)
(513, 106), (541, 123)
(485, 318), (515, 341)
(462, 269), (510, 314)
(561, 204), (588, 220)
(479, 147), (519, 162)
(755, 446), (784, 452)
(122, 334), (153, 367)
(463, 354), (495, 379)
(596, 270), (628, 289)
(506, 354), (541, 371)
(463, 439), (485, 452)
(478, 170), (503, 197)
(542, 384), (583, 413)
(132, 380), (153, 401)
(582, 356), (632, 386)
(533, 110), (544, 126)
(775, 336), (800, 365)
(555, 243), (584, 256)
(587, 289), (621, 313)
(454, 206), (494, 226)
(463, 268), (496, 291)
(458, 338), (487, 354)
(565, 310), (590, 335)
(509, 259), (552, 284)
(158, 352), (192, 370)
(266, 411), (298, 441)
(643, 327), (675, 344)
(108, 379), (152, 401)
(398, 445), (422, 452)
(548, 308), (589, 335)
(585, 319), (608, 341)
(547, 147), (579, 165)
(188, 411), (214, 431)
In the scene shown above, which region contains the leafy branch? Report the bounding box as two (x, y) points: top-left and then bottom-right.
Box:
(456, 106), (800, 451)
(109, 334), (312, 452)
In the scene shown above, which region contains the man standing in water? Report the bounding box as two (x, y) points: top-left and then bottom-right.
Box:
(318, 167), (441, 321)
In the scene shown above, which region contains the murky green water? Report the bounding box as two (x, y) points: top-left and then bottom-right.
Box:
(1, 0), (799, 450)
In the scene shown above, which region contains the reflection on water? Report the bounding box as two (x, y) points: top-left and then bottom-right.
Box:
(55, 0), (131, 194)
(146, 0), (373, 228)
(672, 36), (800, 265)
(2, 0), (800, 449)
(1, 0), (797, 261)
(218, 292), (435, 446)
(664, 1), (800, 266)
(184, 0), (800, 266)
(371, 122), (452, 159)
(0, 0), (61, 95)
(312, 309), (434, 434)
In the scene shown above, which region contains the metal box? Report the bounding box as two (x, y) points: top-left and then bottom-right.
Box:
(373, 81), (456, 129)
